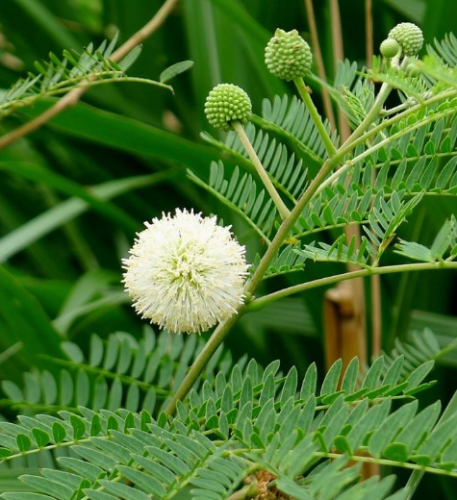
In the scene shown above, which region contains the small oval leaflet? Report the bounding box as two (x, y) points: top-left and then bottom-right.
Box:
(160, 60), (194, 83)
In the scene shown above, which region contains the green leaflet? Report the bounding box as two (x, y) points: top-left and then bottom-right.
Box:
(188, 163), (277, 243)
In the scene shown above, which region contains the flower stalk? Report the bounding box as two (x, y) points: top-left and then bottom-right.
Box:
(165, 311), (241, 415)
(294, 77), (337, 157)
(233, 121), (291, 220)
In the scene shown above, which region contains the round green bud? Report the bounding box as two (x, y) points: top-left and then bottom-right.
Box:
(265, 28), (313, 81)
(406, 63), (420, 77)
(388, 22), (424, 56)
(204, 84), (252, 131)
(380, 38), (400, 59)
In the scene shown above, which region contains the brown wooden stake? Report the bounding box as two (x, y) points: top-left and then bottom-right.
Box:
(324, 280), (366, 371)
(329, 0), (351, 141)
(325, 6), (372, 479)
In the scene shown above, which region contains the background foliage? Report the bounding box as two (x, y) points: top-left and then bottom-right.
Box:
(0, 0), (456, 497)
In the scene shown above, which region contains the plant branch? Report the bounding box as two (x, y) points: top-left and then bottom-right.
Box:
(294, 77), (337, 157)
(233, 122), (291, 220)
(247, 262), (457, 311)
(314, 452), (457, 478)
(0, 0), (180, 151)
(303, 0), (336, 129)
(246, 157), (340, 294)
(40, 355), (171, 396)
(0, 342), (23, 366)
(165, 78), (457, 416)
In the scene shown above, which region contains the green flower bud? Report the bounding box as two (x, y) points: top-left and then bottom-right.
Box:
(204, 84), (252, 131)
(265, 29), (312, 81)
(406, 63), (420, 77)
(380, 38), (400, 59)
(389, 22), (424, 56)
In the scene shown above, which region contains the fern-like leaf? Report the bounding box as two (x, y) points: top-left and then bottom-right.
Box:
(0, 328), (232, 416)
(395, 216), (457, 263)
(0, 36), (172, 119)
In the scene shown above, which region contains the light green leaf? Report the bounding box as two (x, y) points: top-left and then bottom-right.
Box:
(160, 60), (194, 83)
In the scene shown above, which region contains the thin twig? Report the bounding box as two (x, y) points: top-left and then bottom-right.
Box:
(247, 262), (457, 311)
(0, 0), (180, 152)
(303, 0), (336, 129)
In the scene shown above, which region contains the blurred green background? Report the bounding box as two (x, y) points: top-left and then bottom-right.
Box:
(0, 0), (456, 464)
(0, 0), (456, 495)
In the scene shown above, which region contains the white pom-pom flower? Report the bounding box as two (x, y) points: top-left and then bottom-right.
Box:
(123, 209), (249, 334)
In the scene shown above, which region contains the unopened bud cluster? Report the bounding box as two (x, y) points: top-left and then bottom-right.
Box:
(388, 22), (424, 56)
(205, 83), (252, 131)
(265, 29), (312, 81)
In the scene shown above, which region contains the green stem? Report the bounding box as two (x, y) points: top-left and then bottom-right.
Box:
(434, 338), (457, 360)
(0, 399), (79, 413)
(0, 434), (108, 464)
(294, 77), (337, 157)
(246, 154), (341, 294)
(0, 76), (172, 117)
(379, 100), (411, 116)
(343, 82), (393, 147)
(165, 312), (240, 415)
(41, 355), (171, 396)
(247, 262), (457, 312)
(166, 136), (347, 418)
(233, 122), (291, 220)
(350, 106), (457, 166)
(224, 448), (457, 480)
(314, 452), (457, 478)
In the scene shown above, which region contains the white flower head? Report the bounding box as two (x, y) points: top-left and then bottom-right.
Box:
(123, 209), (249, 334)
